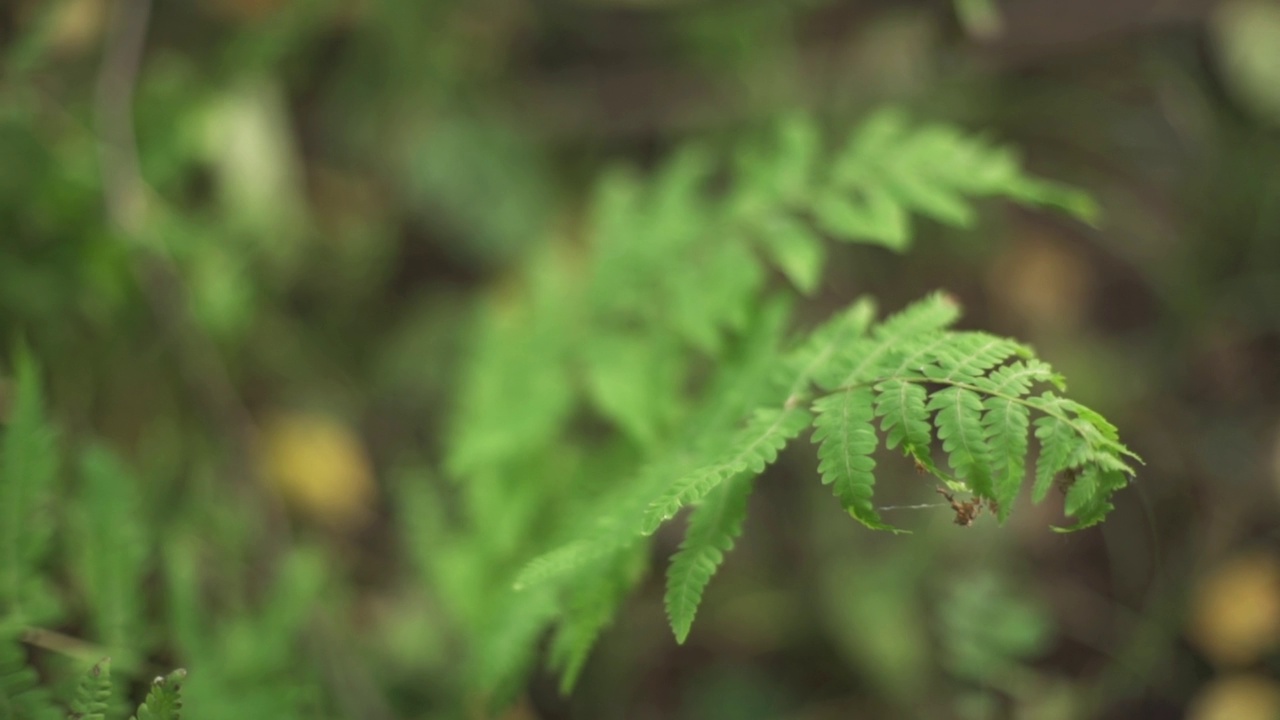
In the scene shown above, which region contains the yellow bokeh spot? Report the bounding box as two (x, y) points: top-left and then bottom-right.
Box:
(1188, 675), (1280, 720)
(1189, 553), (1280, 667)
(259, 411), (376, 532)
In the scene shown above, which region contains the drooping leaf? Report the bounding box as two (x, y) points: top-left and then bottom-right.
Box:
(1032, 412), (1084, 503)
(642, 406), (811, 534)
(982, 396), (1030, 520)
(812, 388), (897, 530)
(550, 544), (647, 693)
(874, 378), (931, 453)
(665, 474), (754, 644)
(928, 387), (994, 498)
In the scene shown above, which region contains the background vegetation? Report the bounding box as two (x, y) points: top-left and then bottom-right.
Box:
(2, 0), (1280, 718)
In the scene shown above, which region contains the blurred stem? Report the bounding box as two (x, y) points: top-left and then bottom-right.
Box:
(954, 0), (1005, 40)
(93, 0), (288, 546)
(22, 626), (106, 664)
(96, 0), (152, 237)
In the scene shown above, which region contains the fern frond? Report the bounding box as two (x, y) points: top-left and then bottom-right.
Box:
(1, 632), (57, 720)
(1057, 467), (1129, 531)
(447, 250), (576, 477)
(665, 474), (754, 644)
(971, 359), (1064, 396)
(782, 298), (876, 395)
(549, 544), (646, 693)
(1058, 398), (1142, 465)
(512, 540), (613, 591)
(874, 378), (931, 454)
(919, 332), (1032, 382)
(514, 449), (688, 591)
(755, 213), (826, 294)
(1063, 465), (1101, 519)
(591, 146), (765, 353)
(68, 658), (112, 720)
(470, 588), (558, 708)
(812, 389), (896, 530)
(731, 113), (820, 211)
(128, 669), (185, 720)
(820, 292), (962, 390)
(584, 329), (683, 448)
(0, 348), (59, 624)
(641, 406), (810, 534)
(666, 239), (764, 353)
(813, 109), (1098, 250)
(982, 397), (1030, 520)
(73, 446), (147, 661)
(927, 387), (994, 499)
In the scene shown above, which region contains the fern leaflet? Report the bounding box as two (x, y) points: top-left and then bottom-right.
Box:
(919, 332), (1031, 382)
(813, 109), (1098, 249)
(641, 406), (811, 534)
(812, 389), (894, 530)
(874, 378), (931, 454)
(821, 292), (962, 390)
(665, 474), (754, 644)
(928, 387), (994, 499)
(549, 544), (646, 693)
(68, 658), (112, 720)
(1, 631), (57, 720)
(128, 670), (185, 720)
(1032, 400), (1088, 503)
(0, 349), (59, 625)
(982, 396), (1031, 520)
(1059, 467), (1129, 531)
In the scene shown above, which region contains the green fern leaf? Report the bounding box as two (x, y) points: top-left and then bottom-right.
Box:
(971, 359), (1064, 396)
(1, 632), (57, 720)
(982, 397), (1030, 520)
(928, 387), (994, 498)
(812, 186), (910, 249)
(129, 669), (185, 720)
(774, 115), (820, 197)
(782, 298), (876, 394)
(665, 474), (754, 644)
(1031, 406), (1085, 503)
(1056, 468), (1128, 531)
(73, 446), (147, 661)
(756, 213), (826, 294)
(549, 544), (646, 693)
(68, 657), (112, 720)
(514, 452), (688, 590)
(1063, 465), (1100, 518)
(641, 406), (810, 534)
(821, 292), (962, 390)
(920, 332), (1032, 382)
(584, 329), (683, 447)
(470, 588), (558, 707)
(0, 349), (59, 624)
(448, 252), (576, 477)
(812, 388), (897, 530)
(513, 539), (620, 591)
(873, 379), (931, 453)
(1058, 398), (1142, 466)
(666, 239), (764, 353)
(814, 110), (1099, 250)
